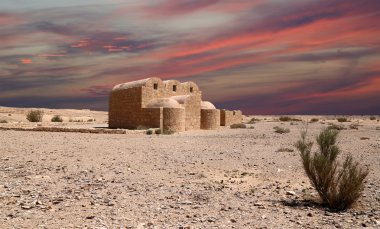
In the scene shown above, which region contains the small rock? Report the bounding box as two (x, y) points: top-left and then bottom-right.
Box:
(307, 212), (312, 217)
(286, 191), (296, 196)
(254, 202), (264, 206)
(86, 216), (95, 219)
(230, 219), (237, 223)
(21, 205), (33, 210)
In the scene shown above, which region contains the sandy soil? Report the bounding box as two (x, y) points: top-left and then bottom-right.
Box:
(0, 107), (379, 228)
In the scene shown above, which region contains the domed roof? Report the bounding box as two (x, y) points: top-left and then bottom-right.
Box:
(146, 98), (181, 108)
(201, 101), (216, 109)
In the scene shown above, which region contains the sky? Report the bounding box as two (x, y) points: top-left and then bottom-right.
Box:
(0, 0), (379, 114)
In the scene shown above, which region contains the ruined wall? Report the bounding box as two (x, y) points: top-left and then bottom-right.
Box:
(201, 109), (220, 130)
(109, 87), (143, 129)
(163, 108), (185, 132)
(220, 110), (243, 126)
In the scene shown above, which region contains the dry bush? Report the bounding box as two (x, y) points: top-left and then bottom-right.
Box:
(279, 116), (302, 122)
(337, 117), (348, 122)
(162, 129), (174, 135)
(248, 117), (260, 124)
(369, 116), (376, 120)
(295, 128), (369, 211)
(51, 115), (63, 122)
(274, 126), (290, 134)
(279, 116), (291, 122)
(230, 123), (247, 129)
(327, 124), (346, 131)
(349, 123), (359, 130)
(26, 110), (44, 122)
(276, 147), (294, 153)
(0, 120), (8, 123)
(310, 118), (319, 123)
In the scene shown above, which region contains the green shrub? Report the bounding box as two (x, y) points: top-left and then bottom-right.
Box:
(230, 123), (247, 129)
(51, 115), (63, 122)
(274, 126), (290, 134)
(337, 117), (348, 122)
(155, 129), (161, 134)
(369, 116), (376, 120)
(295, 128), (369, 211)
(146, 129), (153, 135)
(26, 110), (44, 122)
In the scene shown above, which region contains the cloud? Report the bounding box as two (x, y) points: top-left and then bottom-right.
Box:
(0, 0), (379, 114)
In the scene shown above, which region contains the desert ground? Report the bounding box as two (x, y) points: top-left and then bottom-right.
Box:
(0, 107), (379, 228)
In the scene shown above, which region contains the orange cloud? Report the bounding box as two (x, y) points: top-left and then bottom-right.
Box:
(20, 58), (32, 64)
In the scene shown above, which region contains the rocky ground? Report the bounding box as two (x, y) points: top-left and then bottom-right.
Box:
(0, 107), (379, 228)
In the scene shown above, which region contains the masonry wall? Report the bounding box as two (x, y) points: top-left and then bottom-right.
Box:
(200, 109), (220, 130)
(141, 108), (162, 128)
(163, 108), (185, 132)
(109, 77), (242, 132)
(182, 95), (201, 130)
(109, 87), (143, 129)
(220, 110), (243, 126)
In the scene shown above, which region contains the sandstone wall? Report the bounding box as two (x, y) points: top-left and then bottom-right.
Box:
(182, 95), (201, 130)
(141, 108), (162, 128)
(200, 109), (220, 130)
(109, 87), (143, 129)
(162, 108), (185, 132)
(220, 110), (243, 126)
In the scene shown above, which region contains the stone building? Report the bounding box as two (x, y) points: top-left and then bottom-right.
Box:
(109, 77), (242, 132)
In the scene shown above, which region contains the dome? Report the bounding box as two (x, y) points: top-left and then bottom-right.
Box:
(146, 98), (181, 108)
(201, 101), (216, 109)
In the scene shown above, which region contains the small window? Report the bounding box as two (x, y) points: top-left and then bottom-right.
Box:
(173, 85), (177, 92)
(153, 83), (158, 90)
(190, 87), (193, 93)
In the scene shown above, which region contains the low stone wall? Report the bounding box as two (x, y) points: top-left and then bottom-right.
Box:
(220, 110), (243, 126)
(0, 127), (128, 134)
(200, 109), (220, 130)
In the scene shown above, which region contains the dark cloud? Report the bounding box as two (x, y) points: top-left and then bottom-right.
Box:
(275, 48), (379, 63)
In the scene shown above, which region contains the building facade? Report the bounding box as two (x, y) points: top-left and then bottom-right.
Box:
(109, 77), (242, 132)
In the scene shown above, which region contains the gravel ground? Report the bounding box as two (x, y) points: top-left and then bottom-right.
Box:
(0, 116), (379, 228)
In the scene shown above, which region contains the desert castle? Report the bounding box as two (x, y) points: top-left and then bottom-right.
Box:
(109, 77), (242, 132)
